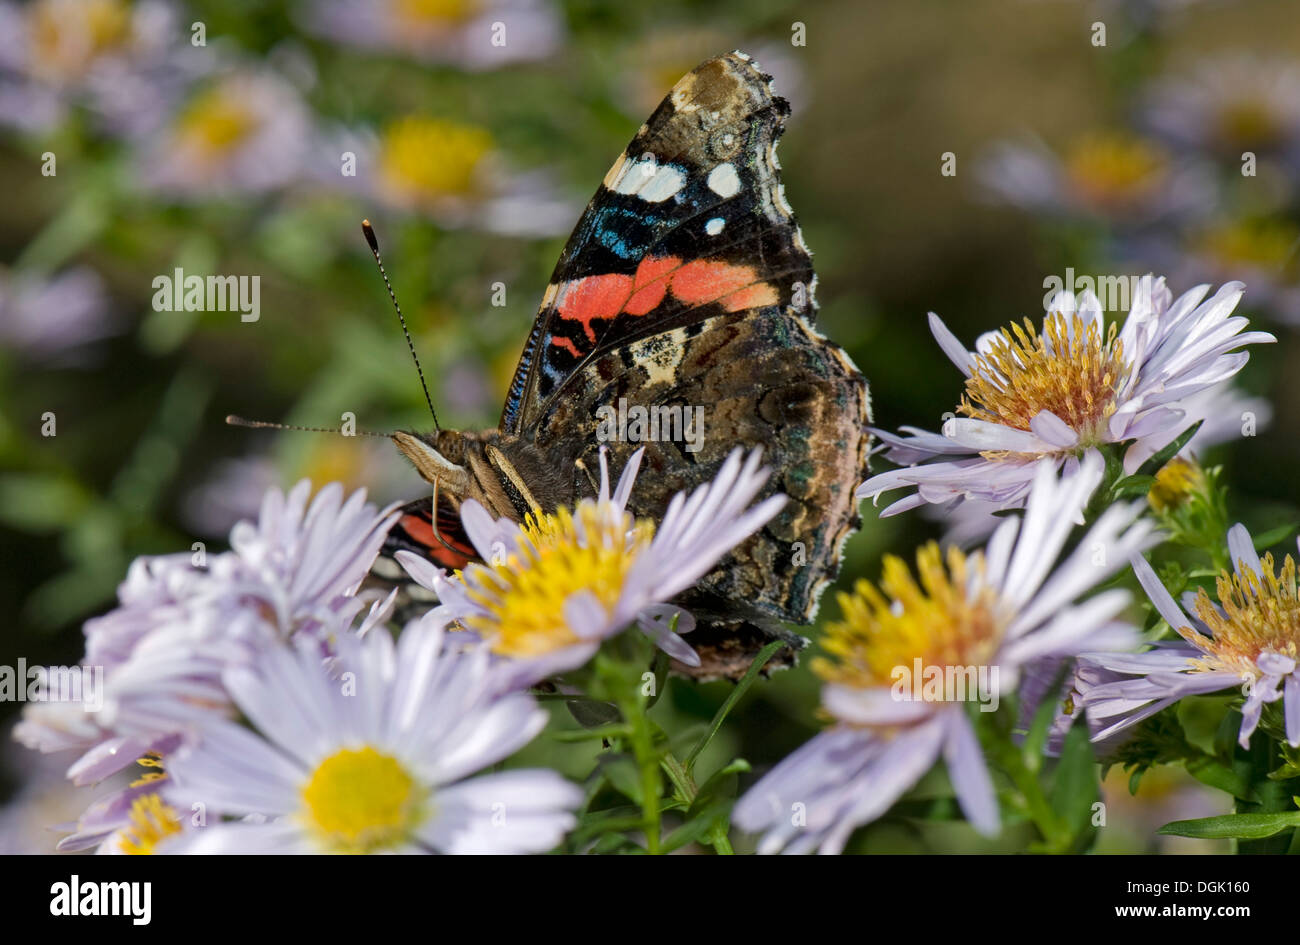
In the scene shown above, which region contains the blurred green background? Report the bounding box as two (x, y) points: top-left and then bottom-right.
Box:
(4, 0), (1300, 852)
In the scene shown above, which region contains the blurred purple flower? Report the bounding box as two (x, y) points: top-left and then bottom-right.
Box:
(0, 0), (202, 138)
(296, 0), (563, 70)
(1141, 54), (1300, 163)
(310, 117), (577, 236)
(0, 265), (115, 363)
(976, 131), (1218, 226)
(132, 68), (313, 199)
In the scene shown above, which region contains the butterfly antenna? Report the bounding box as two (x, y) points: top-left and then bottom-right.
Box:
(361, 219), (440, 432)
(225, 415), (390, 438)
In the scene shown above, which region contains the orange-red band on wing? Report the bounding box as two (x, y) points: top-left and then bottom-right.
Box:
(552, 254), (777, 351)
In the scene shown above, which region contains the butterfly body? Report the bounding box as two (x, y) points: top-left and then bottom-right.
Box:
(379, 52), (871, 680)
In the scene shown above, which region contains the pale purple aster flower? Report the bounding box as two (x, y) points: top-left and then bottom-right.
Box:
(1141, 54), (1300, 162)
(1016, 649), (1173, 758)
(296, 0), (562, 70)
(976, 132), (1217, 225)
(132, 68), (312, 199)
(0, 0), (201, 138)
(1081, 523), (1300, 749)
(0, 266), (115, 363)
(14, 482), (399, 786)
(310, 119), (577, 237)
(935, 379), (1271, 547)
(397, 446), (787, 684)
(734, 454), (1155, 854)
(0, 726), (92, 854)
(160, 614), (581, 854)
(1133, 220), (1300, 325)
(861, 276), (1273, 516)
(53, 765), (191, 854)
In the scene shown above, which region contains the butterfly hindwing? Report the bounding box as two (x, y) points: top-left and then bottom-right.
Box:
(384, 495), (476, 572)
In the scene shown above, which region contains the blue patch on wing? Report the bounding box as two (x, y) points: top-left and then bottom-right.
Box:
(590, 204), (658, 260)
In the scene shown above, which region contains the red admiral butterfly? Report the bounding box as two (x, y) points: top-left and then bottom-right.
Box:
(372, 52), (871, 681)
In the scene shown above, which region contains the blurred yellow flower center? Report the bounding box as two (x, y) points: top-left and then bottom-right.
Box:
(960, 312), (1130, 450)
(1148, 458), (1207, 514)
(29, 0), (129, 81)
(394, 0), (478, 25)
(464, 503), (654, 658)
(814, 543), (1004, 692)
(1198, 219), (1300, 271)
(380, 117), (493, 202)
(175, 87), (260, 160)
(1064, 134), (1167, 209)
(1217, 100), (1283, 149)
(301, 746), (423, 853)
(301, 440), (369, 493)
(117, 794), (182, 855)
(1185, 552), (1300, 680)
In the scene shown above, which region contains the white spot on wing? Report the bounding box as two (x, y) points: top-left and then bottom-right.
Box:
(706, 217), (725, 235)
(707, 163), (741, 198)
(612, 156), (686, 203)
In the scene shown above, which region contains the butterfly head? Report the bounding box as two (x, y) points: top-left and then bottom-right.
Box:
(391, 429), (475, 497)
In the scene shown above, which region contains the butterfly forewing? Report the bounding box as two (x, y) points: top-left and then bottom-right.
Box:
(501, 52), (816, 435)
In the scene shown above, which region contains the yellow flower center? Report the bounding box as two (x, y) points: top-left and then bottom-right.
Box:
(814, 543), (1005, 693)
(393, 0), (478, 26)
(1217, 100), (1284, 149)
(379, 116), (493, 203)
(174, 86), (260, 161)
(116, 794), (182, 855)
(1198, 218), (1300, 273)
(1064, 134), (1167, 210)
(960, 312), (1130, 451)
(29, 0), (130, 81)
(463, 503), (655, 659)
(1184, 552), (1300, 680)
(301, 746), (424, 854)
(1148, 458), (1207, 515)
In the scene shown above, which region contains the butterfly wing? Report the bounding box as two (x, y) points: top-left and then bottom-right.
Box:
(503, 52), (871, 679)
(371, 495), (476, 619)
(500, 51), (816, 435)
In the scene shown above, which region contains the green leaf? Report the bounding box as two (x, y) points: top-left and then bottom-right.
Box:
(1133, 420), (1204, 479)
(645, 647), (670, 710)
(1177, 695), (1237, 757)
(1184, 757), (1256, 801)
(688, 759), (751, 818)
(1109, 474), (1157, 500)
(1249, 523), (1298, 552)
(1022, 663), (1070, 772)
(550, 723), (631, 743)
(0, 474), (91, 533)
(595, 754), (644, 805)
(662, 799), (732, 853)
(1157, 810), (1300, 840)
(1050, 722), (1099, 841)
(684, 639), (783, 772)
(564, 697), (622, 729)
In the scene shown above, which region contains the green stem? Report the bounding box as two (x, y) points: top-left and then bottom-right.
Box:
(618, 687), (662, 854)
(996, 740), (1070, 853)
